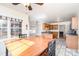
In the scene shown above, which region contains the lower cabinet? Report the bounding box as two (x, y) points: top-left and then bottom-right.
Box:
(66, 35), (78, 50)
(52, 32), (58, 39)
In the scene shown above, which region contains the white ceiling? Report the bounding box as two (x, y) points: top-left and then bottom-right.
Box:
(0, 3), (79, 23)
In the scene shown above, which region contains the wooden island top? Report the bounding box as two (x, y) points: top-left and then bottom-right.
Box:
(4, 34), (54, 56)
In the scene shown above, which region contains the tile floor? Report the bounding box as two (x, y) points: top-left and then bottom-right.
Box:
(56, 39), (79, 56)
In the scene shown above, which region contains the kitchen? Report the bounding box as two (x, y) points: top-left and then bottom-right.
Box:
(0, 3), (79, 56)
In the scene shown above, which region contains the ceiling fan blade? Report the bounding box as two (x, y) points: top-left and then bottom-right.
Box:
(12, 3), (20, 5)
(35, 3), (44, 5)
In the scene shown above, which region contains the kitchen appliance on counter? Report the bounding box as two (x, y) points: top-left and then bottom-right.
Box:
(19, 34), (27, 38)
(68, 23), (78, 35)
(68, 29), (77, 35)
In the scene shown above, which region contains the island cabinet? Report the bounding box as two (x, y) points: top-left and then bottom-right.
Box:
(78, 36), (79, 52)
(51, 32), (58, 39)
(66, 35), (78, 50)
(71, 16), (78, 29)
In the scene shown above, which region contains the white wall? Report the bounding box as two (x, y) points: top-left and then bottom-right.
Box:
(36, 22), (43, 35)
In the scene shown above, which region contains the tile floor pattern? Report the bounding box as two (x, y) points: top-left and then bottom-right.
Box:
(56, 39), (79, 56)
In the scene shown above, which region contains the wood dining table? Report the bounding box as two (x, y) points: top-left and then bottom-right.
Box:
(4, 34), (53, 56)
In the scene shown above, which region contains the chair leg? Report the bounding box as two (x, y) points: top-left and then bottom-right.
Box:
(39, 48), (48, 56)
(6, 48), (8, 56)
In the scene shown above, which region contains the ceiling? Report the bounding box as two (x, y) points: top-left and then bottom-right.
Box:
(0, 3), (79, 23)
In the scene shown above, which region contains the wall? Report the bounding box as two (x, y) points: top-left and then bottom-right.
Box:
(0, 5), (29, 36)
(36, 22), (43, 35)
(0, 5), (29, 56)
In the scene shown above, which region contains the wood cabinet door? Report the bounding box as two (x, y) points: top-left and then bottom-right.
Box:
(42, 23), (49, 30)
(72, 16), (78, 29)
(66, 35), (78, 49)
(52, 32), (58, 39)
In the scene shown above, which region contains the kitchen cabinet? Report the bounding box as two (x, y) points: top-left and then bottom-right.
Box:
(0, 16), (7, 39)
(42, 22), (70, 39)
(42, 23), (58, 30)
(42, 23), (50, 30)
(42, 23), (58, 39)
(52, 25), (58, 30)
(52, 32), (58, 39)
(72, 16), (78, 29)
(66, 35), (78, 50)
(78, 36), (79, 52)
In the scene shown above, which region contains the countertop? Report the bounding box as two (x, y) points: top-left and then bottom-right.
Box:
(66, 33), (78, 36)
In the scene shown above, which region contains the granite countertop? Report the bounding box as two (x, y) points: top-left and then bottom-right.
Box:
(68, 33), (78, 35)
(66, 34), (78, 36)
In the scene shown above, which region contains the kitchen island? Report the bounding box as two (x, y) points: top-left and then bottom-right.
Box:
(66, 34), (78, 50)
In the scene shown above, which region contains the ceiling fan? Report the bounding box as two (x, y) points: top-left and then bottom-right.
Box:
(12, 3), (44, 11)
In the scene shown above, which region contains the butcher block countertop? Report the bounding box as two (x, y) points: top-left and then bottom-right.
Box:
(4, 34), (53, 56)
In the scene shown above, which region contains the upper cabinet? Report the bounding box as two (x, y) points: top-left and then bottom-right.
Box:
(71, 16), (78, 29)
(42, 23), (58, 30)
(42, 23), (50, 30)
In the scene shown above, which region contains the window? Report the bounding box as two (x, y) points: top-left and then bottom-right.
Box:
(0, 17), (7, 39)
(0, 16), (22, 40)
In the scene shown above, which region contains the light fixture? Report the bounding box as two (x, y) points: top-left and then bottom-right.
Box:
(12, 3), (43, 11)
(22, 3), (32, 10)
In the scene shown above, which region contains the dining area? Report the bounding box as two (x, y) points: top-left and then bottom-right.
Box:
(4, 34), (56, 56)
